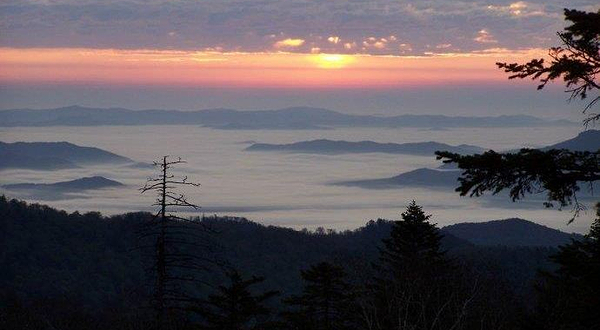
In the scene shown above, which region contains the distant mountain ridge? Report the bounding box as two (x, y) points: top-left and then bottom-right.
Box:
(0, 105), (575, 129)
(0, 141), (132, 170)
(333, 168), (460, 188)
(543, 129), (600, 152)
(442, 218), (582, 247)
(2, 176), (125, 200)
(3, 176), (124, 192)
(246, 139), (483, 156)
(336, 130), (600, 190)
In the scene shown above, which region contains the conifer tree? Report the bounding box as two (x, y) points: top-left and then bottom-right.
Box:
(378, 200), (445, 276)
(195, 270), (278, 330)
(436, 9), (600, 221)
(497, 9), (600, 126)
(282, 262), (357, 330)
(529, 203), (600, 329)
(363, 201), (462, 330)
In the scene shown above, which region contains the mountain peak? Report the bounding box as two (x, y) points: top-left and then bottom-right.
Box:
(545, 129), (600, 152)
(442, 218), (581, 247)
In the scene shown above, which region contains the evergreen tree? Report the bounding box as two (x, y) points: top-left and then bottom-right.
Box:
(436, 9), (600, 222)
(363, 201), (467, 330)
(195, 270), (278, 330)
(378, 200), (445, 276)
(497, 9), (600, 126)
(282, 262), (357, 330)
(528, 203), (600, 330)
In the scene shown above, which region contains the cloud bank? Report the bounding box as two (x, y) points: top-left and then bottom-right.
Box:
(1, 0), (597, 55)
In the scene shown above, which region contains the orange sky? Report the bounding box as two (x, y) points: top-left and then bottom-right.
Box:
(0, 47), (547, 89)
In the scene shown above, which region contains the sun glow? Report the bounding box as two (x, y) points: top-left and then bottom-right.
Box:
(312, 54), (355, 69)
(0, 47), (547, 88)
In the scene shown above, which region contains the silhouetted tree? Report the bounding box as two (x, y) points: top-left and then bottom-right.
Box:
(526, 203), (600, 330)
(497, 9), (600, 125)
(140, 156), (212, 329)
(436, 148), (599, 221)
(361, 202), (483, 330)
(436, 9), (600, 221)
(194, 270), (278, 330)
(378, 201), (445, 274)
(282, 262), (357, 330)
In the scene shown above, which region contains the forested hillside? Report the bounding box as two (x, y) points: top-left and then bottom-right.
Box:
(0, 196), (568, 329)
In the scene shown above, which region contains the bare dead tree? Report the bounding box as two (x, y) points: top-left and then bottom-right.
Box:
(139, 156), (213, 329)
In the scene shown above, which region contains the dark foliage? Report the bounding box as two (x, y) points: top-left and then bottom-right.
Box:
(526, 203), (600, 330)
(437, 9), (600, 223)
(362, 202), (468, 330)
(282, 262), (357, 330)
(194, 270), (278, 330)
(436, 148), (600, 222)
(0, 196), (571, 329)
(378, 201), (445, 273)
(496, 9), (600, 125)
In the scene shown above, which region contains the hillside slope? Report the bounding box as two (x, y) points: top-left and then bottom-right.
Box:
(442, 218), (582, 247)
(0, 141), (132, 170)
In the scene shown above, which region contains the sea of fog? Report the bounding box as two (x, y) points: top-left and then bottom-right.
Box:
(0, 125), (595, 233)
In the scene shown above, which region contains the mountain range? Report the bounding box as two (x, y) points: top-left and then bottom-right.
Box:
(246, 140), (483, 156)
(336, 130), (600, 189)
(333, 168), (460, 189)
(0, 105), (575, 129)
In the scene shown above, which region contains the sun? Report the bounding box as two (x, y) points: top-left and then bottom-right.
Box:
(312, 54), (355, 69)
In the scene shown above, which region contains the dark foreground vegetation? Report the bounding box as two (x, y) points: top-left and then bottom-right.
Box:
(1, 196), (598, 329)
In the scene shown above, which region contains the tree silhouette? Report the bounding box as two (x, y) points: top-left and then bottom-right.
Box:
(378, 200), (445, 275)
(437, 9), (600, 222)
(282, 262), (357, 330)
(360, 202), (482, 330)
(194, 270), (278, 330)
(140, 156), (212, 329)
(497, 9), (600, 126)
(436, 148), (600, 222)
(527, 203), (600, 329)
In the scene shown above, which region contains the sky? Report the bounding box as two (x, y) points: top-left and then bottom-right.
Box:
(0, 0), (597, 117)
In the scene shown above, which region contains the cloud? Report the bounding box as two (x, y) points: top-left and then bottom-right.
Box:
(362, 37), (392, 50)
(327, 36), (340, 44)
(509, 2), (528, 15)
(273, 38), (305, 49)
(474, 29), (498, 44)
(0, 0), (594, 55)
(486, 1), (553, 18)
(399, 43), (413, 53)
